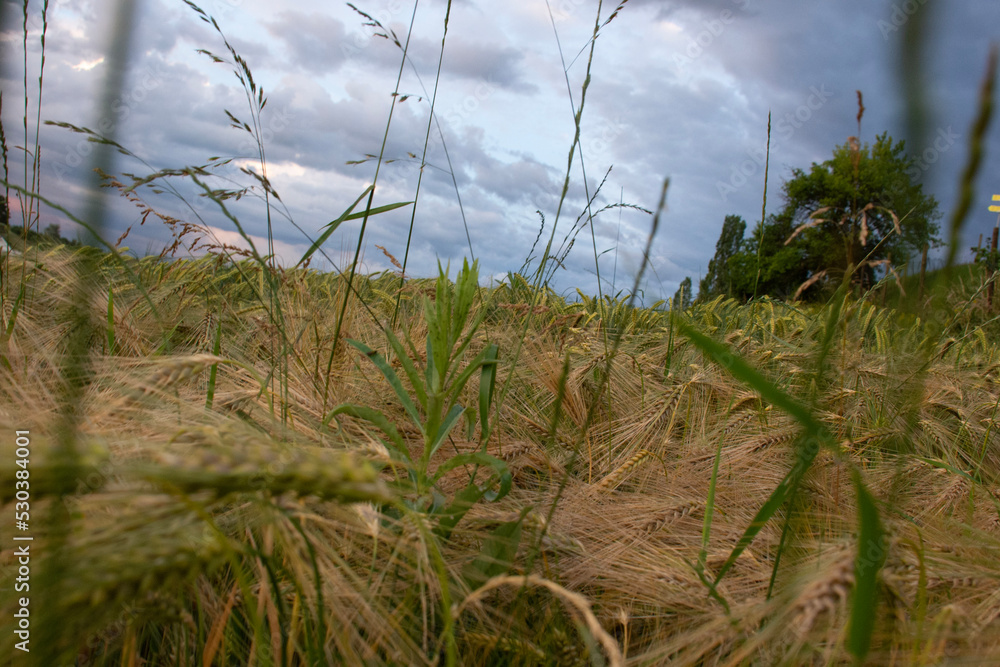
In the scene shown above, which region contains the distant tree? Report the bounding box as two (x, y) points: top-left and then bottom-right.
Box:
(730, 132), (940, 300)
(44, 223), (61, 240)
(673, 276), (693, 311)
(729, 210), (811, 301)
(697, 214), (746, 301)
(0, 196), (9, 227)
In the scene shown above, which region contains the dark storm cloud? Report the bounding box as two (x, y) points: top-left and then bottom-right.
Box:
(587, 0), (1000, 293)
(3, 0), (998, 298)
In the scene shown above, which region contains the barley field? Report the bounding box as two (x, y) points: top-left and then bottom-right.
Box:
(2, 1), (1000, 666)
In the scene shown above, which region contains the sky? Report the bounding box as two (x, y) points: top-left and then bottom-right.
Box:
(2, 0), (999, 303)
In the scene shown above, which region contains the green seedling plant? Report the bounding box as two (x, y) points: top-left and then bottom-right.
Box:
(327, 259), (509, 537)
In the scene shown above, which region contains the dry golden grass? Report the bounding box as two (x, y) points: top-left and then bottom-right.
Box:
(2, 245), (1000, 665)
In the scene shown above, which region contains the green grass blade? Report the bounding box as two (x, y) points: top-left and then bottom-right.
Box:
(325, 404), (411, 463)
(295, 185), (372, 268)
(446, 345), (495, 409)
(106, 284), (115, 354)
(678, 321), (824, 434)
(714, 462), (801, 584)
(384, 327), (428, 411)
(428, 404), (467, 460)
(340, 199), (413, 222)
(698, 430), (725, 573)
(462, 512), (525, 589)
(425, 333), (439, 393)
(478, 343), (499, 441)
(848, 469), (886, 662)
(205, 314), (222, 410)
(680, 291), (841, 589)
(347, 339), (423, 430)
(435, 482), (489, 539)
(431, 450), (509, 483)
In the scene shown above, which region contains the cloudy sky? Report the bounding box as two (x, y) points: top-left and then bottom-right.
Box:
(2, 0), (998, 302)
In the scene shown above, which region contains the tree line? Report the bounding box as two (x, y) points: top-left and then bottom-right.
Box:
(677, 132), (941, 307)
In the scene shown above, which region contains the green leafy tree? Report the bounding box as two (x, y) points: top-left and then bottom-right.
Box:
(673, 276), (693, 311)
(730, 132), (940, 300)
(727, 210), (810, 301)
(697, 214), (746, 301)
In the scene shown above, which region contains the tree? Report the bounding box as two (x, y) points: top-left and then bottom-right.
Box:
(697, 214), (746, 302)
(673, 276), (693, 311)
(732, 132), (940, 300)
(728, 210), (811, 301)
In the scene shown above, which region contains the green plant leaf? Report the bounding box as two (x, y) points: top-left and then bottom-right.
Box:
(445, 323), (486, 386)
(347, 339), (423, 432)
(678, 320), (836, 585)
(848, 469), (886, 662)
(446, 345), (496, 409)
(478, 343), (499, 439)
(325, 404), (411, 463)
(106, 284), (115, 354)
(384, 327), (428, 411)
(431, 452), (511, 495)
(678, 321), (824, 435)
(713, 459), (803, 585)
(434, 482), (487, 539)
(462, 511), (526, 590)
(298, 193), (412, 269)
(425, 334), (439, 393)
(340, 199), (413, 222)
(451, 259), (478, 344)
(206, 314), (222, 410)
(428, 404), (467, 461)
(295, 185), (372, 269)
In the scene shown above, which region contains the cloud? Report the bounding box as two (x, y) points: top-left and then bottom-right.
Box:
(2, 0), (998, 301)
(264, 11), (351, 75)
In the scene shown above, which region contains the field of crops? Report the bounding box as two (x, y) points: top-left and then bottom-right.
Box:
(2, 241), (999, 664)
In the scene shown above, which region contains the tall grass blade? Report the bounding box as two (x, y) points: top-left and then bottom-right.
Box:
(428, 404), (465, 460)
(205, 313), (222, 409)
(752, 112), (771, 301)
(106, 283), (115, 354)
(346, 339), (423, 429)
(941, 46), (996, 275)
(678, 321), (833, 583)
(678, 322), (826, 435)
(297, 184), (412, 269)
(478, 343), (499, 442)
(38, 0), (138, 662)
(847, 469), (886, 663)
